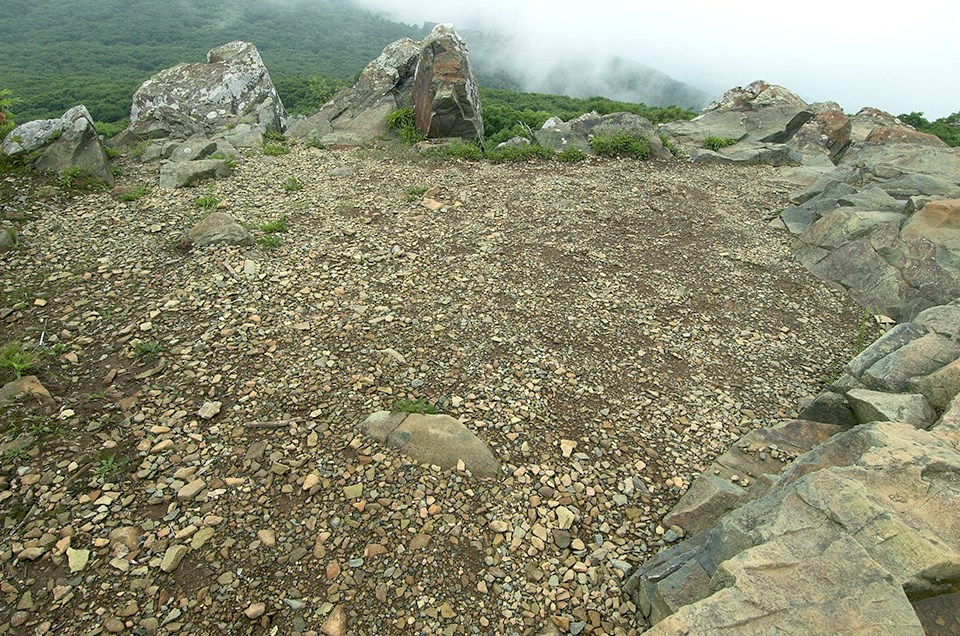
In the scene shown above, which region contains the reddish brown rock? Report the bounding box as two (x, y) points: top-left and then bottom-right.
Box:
(412, 24), (483, 140)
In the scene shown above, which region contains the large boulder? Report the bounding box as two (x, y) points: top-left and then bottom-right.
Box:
(287, 37), (421, 145)
(2, 105), (113, 185)
(412, 24), (483, 140)
(534, 111), (672, 159)
(187, 212), (253, 247)
(117, 41), (286, 143)
(159, 159), (231, 189)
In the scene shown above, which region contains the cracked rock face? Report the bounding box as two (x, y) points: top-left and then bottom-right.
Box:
(412, 24), (484, 141)
(123, 41), (286, 142)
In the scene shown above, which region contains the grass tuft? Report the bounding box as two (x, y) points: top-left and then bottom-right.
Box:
(392, 398), (439, 415)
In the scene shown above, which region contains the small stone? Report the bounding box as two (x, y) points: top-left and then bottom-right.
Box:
(244, 602), (266, 619)
(178, 478), (206, 500)
(440, 602), (456, 619)
(342, 484), (363, 498)
(326, 561), (341, 579)
(160, 545), (188, 572)
(197, 401), (222, 420)
(302, 473), (321, 490)
(67, 547), (90, 573)
(103, 617), (125, 633)
(556, 506), (576, 530)
(560, 439), (577, 457)
(489, 520), (510, 533)
(409, 534), (431, 551)
(18, 547), (46, 561)
(257, 529), (277, 547)
(321, 605), (347, 636)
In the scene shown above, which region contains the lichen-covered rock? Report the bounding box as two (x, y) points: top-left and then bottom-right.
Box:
(118, 41), (286, 143)
(2, 105), (113, 185)
(159, 159), (231, 189)
(412, 24), (483, 140)
(187, 212), (253, 247)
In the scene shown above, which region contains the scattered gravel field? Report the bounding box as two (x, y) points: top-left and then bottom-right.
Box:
(0, 146), (866, 635)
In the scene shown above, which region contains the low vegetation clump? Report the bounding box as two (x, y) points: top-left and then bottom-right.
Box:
(421, 140), (484, 161)
(258, 234), (282, 249)
(0, 341), (38, 380)
(406, 185), (428, 201)
(262, 141), (290, 156)
(94, 119), (128, 138)
(260, 216), (288, 233)
(387, 107), (426, 144)
(282, 176), (302, 191)
(590, 133), (650, 159)
(194, 194), (220, 211)
(0, 88), (16, 138)
(393, 398), (439, 415)
(660, 134), (683, 157)
(556, 147), (587, 163)
(703, 135), (738, 151)
(898, 111), (960, 147)
(115, 185), (149, 202)
(57, 165), (108, 191)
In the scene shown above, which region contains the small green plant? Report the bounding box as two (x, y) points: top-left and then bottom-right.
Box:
(0, 89), (17, 138)
(853, 308), (884, 355)
(260, 216), (288, 233)
(57, 165), (85, 188)
(209, 151), (237, 169)
(46, 130), (62, 143)
(703, 135), (738, 151)
(0, 341), (38, 380)
(386, 107), (426, 144)
(133, 340), (163, 361)
(406, 185), (429, 201)
(660, 134), (682, 157)
(258, 234), (282, 249)
(305, 137), (327, 150)
(116, 185), (149, 202)
(282, 176), (302, 192)
(2, 447), (28, 461)
(392, 398), (439, 415)
(93, 452), (128, 480)
(486, 144), (554, 163)
(590, 133), (650, 159)
(263, 142), (290, 156)
(110, 165), (122, 177)
(95, 119), (129, 138)
(25, 419), (52, 437)
(556, 147), (587, 163)
(263, 130), (287, 143)
(194, 194), (220, 211)
(103, 146), (120, 159)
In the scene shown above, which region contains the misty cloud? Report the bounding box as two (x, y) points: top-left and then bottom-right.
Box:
(352, 0), (959, 118)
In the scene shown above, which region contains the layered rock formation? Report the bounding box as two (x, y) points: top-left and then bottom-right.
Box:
(628, 303), (960, 634)
(412, 25), (483, 140)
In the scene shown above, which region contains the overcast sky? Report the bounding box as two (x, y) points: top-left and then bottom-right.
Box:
(353, 0), (959, 118)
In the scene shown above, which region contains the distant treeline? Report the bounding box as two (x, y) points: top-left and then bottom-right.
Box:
(898, 112), (960, 147)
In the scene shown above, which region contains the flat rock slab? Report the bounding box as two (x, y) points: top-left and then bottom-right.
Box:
(0, 375), (54, 407)
(187, 212), (253, 247)
(159, 159), (231, 189)
(847, 388), (936, 428)
(360, 411), (499, 478)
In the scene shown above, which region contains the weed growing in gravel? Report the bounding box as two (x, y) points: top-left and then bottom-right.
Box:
(0, 341), (38, 380)
(282, 176), (302, 192)
(93, 452), (128, 481)
(258, 235), (282, 249)
(209, 151), (237, 169)
(2, 227), (19, 249)
(1, 446), (28, 461)
(305, 137), (327, 150)
(590, 133), (650, 159)
(703, 135), (738, 151)
(103, 146), (121, 159)
(264, 131), (287, 143)
(116, 185), (149, 202)
(133, 340), (163, 361)
(194, 194), (220, 211)
(260, 216), (288, 233)
(556, 147), (587, 163)
(58, 165), (107, 191)
(393, 398), (439, 415)
(854, 307), (886, 354)
(263, 142), (290, 156)
(406, 185), (428, 201)
(486, 145), (554, 163)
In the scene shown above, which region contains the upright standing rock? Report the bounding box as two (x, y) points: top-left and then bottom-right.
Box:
(118, 41), (286, 143)
(412, 24), (483, 140)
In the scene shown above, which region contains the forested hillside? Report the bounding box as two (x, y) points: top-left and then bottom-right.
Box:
(0, 0), (426, 123)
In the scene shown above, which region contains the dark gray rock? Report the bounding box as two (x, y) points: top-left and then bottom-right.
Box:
(797, 391), (858, 427)
(159, 159), (231, 189)
(846, 388), (936, 428)
(412, 25), (483, 140)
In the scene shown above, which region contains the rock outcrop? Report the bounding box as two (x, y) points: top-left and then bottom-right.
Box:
(534, 111), (672, 159)
(412, 24), (483, 140)
(1, 105), (113, 185)
(117, 41), (286, 144)
(289, 25), (483, 145)
(287, 38), (420, 145)
(627, 301), (960, 635)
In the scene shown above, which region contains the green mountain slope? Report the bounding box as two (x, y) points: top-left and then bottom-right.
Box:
(0, 0), (426, 122)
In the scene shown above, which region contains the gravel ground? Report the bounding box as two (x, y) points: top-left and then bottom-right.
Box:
(0, 145), (865, 636)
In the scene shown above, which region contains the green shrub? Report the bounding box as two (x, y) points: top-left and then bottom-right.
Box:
(590, 133), (650, 159)
(258, 235), (282, 249)
(103, 146), (121, 159)
(703, 135), (738, 151)
(660, 134), (682, 157)
(557, 147), (587, 163)
(58, 165), (107, 191)
(0, 89), (17, 139)
(133, 340), (163, 361)
(387, 107), (426, 144)
(421, 140), (484, 161)
(282, 176), (302, 192)
(898, 111), (960, 147)
(486, 144), (554, 163)
(263, 142), (290, 156)
(263, 130), (287, 143)
(95, 119), (128, 138)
